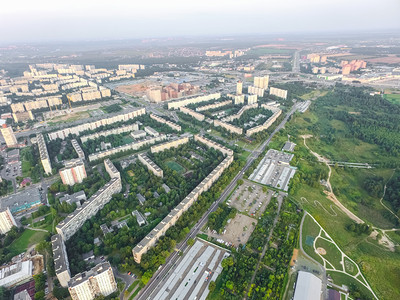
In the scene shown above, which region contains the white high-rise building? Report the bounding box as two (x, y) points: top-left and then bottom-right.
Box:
(1, 125), (17, 147)
(0, 207), (17, 234)
(236, 81), (243, 95)
(254, 76), (269, 89)
(59, 159), (87, 186)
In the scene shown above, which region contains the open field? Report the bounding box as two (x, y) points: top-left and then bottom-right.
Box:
(205, 213), (256, 246)
(9, 229), (48, 254)
(384, 94), (400, 105)
(47, 111), (91, 126)
(165, 160), (185, 173)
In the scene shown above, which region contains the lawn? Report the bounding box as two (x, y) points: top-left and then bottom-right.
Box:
(344, 257), (358, 276)
(327, 271), (375, 300)
(383, 94), (400, 105)
(165, 160), (185, 173)
(9, 229), (48, 254)
(301, 214), (323, 265)
(315, 238), (343, 270)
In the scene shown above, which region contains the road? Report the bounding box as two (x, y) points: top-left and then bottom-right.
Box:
(136, 104), (300, 300)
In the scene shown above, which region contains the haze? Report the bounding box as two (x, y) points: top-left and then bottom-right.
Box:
(1, 0), (400, 43)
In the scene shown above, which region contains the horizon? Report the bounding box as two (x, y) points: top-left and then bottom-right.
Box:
(1, 0), (400, 44)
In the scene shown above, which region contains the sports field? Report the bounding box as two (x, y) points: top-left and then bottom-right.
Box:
(165, 160), (185, 173)
(384, 94), (400, 105)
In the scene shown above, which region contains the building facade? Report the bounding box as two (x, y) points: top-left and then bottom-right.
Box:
(1, 125), (17, 147)
(60, 159), (87, 186)
(0, 207), (17, 234)
(52, 234), (71, 288)
(138, 153), (163, 177)
(37, 133), (52, 175)
(150, 136), (190, 153)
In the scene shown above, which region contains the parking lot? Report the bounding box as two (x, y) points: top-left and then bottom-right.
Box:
(205, 213), (257, 246)
(228, 180), (273, 218)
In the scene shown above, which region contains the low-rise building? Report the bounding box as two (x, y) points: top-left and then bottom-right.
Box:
(130, 130), (146, 139)
(0, 261), (32, 288)
(59, 191), (87, 207)
(0, 187), (42, 214)
(132, 210), (146, 226)
(144, 126), (159, 137)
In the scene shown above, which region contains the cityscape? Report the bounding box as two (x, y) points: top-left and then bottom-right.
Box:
(0, 1), (400, 300)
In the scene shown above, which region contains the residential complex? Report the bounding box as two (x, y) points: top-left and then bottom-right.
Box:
(150, 114), (181, 131)
(80, 123), (139, 143)
(1, 124), (17, 147)
(48, 108), (145, 140)
(56, 159), (122, 240)
(236, 81), (243, 95)
(71, 139), (85, 159)
(196, 100), (231, 112)
(150, 136), (190, 153)
(167, 93), (221, 110)
(37, 133), (52, 175)
(52, 234), (71, 287)
(254, 76), (269, 89)
(213, 120), (243, 135)
(132, 135), (233, 263)
(138, 153), (163, 178)
(179, 106), (205, 121)
(269, 87), (288, 100)
(0, 207), (17, 234)
(246, 104), (282, 136)
(68, 262), (117, 300)
(59, 159), (87, 186)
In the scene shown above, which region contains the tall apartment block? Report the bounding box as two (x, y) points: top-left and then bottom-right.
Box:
(71, 139), (85, 159)
(269, 87), (288, 100)
(68, 262), (117, 300)
(138, 153), (163, 178)
(236, 81), (243, 95)
(56, 159), (121, 240)
(37, 133), (52, 175)
(0, 207), (17, 234)
(1, 124), (17, 147)
(254, 76), (269, 89)
(59, 159), (87, 186)
(51, 234), (71, 287)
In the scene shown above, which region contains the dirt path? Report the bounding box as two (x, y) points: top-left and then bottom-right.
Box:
(301, 135), (364, 224)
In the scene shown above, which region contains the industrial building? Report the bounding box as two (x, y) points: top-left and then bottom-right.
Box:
(293, 271), (322, 300)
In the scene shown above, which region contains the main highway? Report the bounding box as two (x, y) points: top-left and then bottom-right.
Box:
(136, 103), (300, 300)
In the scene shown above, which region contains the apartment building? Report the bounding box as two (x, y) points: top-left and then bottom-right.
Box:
(48, 108), (145, 140)
(246, 105), (282, 136)
(88, 135), (166, 162)
(12, 111), (34, 123)
(150, 136), (189, 153)
(248, 86), (265, 97)
(80, 123), (139, 143)
(71, 139), (85, 159)
(0, 207), (17, 234)
(194, 135), (234, 156)
(10, 103), (25, 113)
(254, 76), (269, 89)
(132, 148), (233, 263)
(1, 125), (18, 147)
(138, 153), (163, 178)
(59, 159), (87, 186)
(196, 100), (232, 112)
(222, 103), (258, 122)
(270, 87), (288, 100)
(56, 160), (121, 240)
(167, 93), (221, 110)
(68, 262), (117, 300)
(233, 95), (245, 105)
(236, 81), (243, 95)
(37, 133), (52, 175)
(213, 120), (243, 135)
(247, 94), (258, 105)
(144, 126), (159, 137)
(150, 114), (182, 132)
(51, 234), (71, 288)
(179, 106), (205, 121)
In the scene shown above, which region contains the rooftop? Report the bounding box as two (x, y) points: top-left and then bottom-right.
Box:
(68, 261), (112, 288)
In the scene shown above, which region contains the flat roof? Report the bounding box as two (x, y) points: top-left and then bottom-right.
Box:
(68, 261), (112, 288)
(0, 187), (41, 213)
(51, 234), (69, 274)
(293, 271), (322, 300)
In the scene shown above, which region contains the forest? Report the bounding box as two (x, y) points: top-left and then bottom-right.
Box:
(384, 170), (400, 217)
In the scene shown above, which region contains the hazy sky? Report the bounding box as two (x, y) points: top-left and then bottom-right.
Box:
(1, 0), (400, 42)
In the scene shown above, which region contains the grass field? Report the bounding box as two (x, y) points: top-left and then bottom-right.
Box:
(9, 229), (48, 254)
(165, 160), (185, 173)
(328, 271), (374, 300)
(301, 214), (323, 265)
(315, 238), (343, 270)
(383, 94), (400, 105)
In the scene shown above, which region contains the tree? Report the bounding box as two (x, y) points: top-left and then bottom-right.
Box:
(238, 179), (244, 185)
(187, 238), (195, 247)
(209, 280), (216, 292)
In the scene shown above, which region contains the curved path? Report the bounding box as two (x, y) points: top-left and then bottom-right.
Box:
(301, 135), (364, 224)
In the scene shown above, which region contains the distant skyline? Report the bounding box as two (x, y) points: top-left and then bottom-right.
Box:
(1, 0), (400, 43)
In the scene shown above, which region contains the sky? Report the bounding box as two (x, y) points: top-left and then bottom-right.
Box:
(1, 0), (400, 43)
